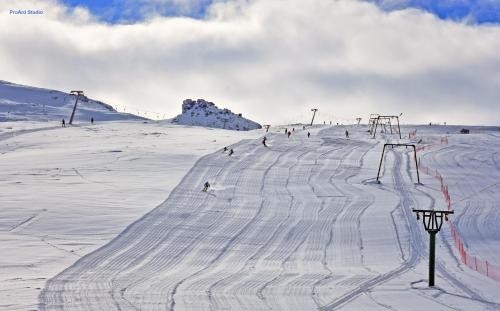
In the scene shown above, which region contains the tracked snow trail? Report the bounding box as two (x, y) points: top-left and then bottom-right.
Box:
(0, 124), (60, 145)
(319, 147), (425, 310)
(39, 126), (500, 310)
(420, 134), (500, 263)
(319, 133), (500, 311)
(39, 127), (380, 310)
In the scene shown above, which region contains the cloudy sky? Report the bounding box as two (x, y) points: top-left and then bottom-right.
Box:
(1, 0), (500, 125)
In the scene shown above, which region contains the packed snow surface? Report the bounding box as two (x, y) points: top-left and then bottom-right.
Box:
(1, 121), (500, 310)
(0, 121), (259, 310)
(172, 99), (262, 131)
(0, 80), (142, 122)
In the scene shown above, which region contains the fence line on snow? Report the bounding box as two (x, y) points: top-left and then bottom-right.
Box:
(416, 137), (500, 282)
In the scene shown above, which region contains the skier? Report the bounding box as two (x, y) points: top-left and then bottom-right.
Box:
(285, 128), (288, 134)
(303, 125), (306, 130)
(91, 117), (94, 124)
(307, 132), (310, 138)
(262, 136), (267, 147)
(202, 181), (210, 192)
(345, 130), (349, 138)
(62, 119), (66, 127)
(223, 146), (228, 153)
(292, 128), (294, 132)
(287, 131), (291, 138)
(228, 149), (234, 156)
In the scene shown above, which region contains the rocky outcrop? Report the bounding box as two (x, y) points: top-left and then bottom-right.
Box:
(172, 99), (261, 131)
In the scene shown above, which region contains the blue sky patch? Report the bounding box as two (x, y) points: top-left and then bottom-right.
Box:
(61, 0), (216, 23)
(368, 0), (500, 25)
(60, 0), (500, 25)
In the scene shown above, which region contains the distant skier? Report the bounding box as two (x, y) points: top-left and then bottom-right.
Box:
(91, 117), (94, 124)
(202, 181), (210, 192)
(262, 136), (267, 147)
(228, 149), (234, 156)
(285, 128), (288, 134)
(303, 125), (306, 130)
(223, 146), (228, 153)
(62, 119), (66, 127)
(307, 132), (310, 138)
(292, 128), (294, 132)
(345, 130), (349, 138)
(287, 131), (291, 138)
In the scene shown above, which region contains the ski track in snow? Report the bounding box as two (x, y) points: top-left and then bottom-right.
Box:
(0, 125), (60, 144)
(320, 148), (424, 310)
(421, 135), (500, 264)
(38, 127), (500, 310)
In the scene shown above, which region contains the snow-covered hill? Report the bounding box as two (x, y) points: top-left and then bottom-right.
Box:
(2, 121), (500, 310)
(0, 80), (143, 122)
(172, 99), (261, 130)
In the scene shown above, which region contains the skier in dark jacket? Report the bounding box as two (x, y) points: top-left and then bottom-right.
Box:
(287, 131), (291, 138)
(262, 136), (267, 147)
(307, 132), (310, 138)
(62, 119), (66, 127)
(228, 149), (234, 156)
(202, 181), (210, 192)
(91, 117), (94, 124)
(345, 130), (349, 138)
(223, 146), (228, 153)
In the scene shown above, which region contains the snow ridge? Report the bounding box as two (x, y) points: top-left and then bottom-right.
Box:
(172, 99), (261, 131)
(0, 80), (143, 122)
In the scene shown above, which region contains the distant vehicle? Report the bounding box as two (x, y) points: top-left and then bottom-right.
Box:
(460, 128), (470, 134)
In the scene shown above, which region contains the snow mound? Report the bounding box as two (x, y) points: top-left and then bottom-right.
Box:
(172, 99), (261, 131)
(0, 80), (144, 122)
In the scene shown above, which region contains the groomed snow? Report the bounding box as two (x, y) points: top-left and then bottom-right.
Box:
(1, 121), (499, 310)
(0, 121), (260, 310)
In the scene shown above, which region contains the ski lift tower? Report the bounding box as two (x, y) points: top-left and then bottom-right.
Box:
(376, 143), (420, 184)
(368, 114), (379, 134)
(310, 108), (318, 126)
(412, 209), (454, 287)
(69, 90), (84, 125)
(372, 114), (402, 139)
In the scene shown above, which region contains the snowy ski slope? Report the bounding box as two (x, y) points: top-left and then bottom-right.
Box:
(417, 128), (500, 266)
(34, 124), (500, 310)
(0, 81), (142, 122)
(0, 121), (260, 310)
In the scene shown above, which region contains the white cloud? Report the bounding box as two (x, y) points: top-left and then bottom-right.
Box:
(1, 0), (500, 125)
